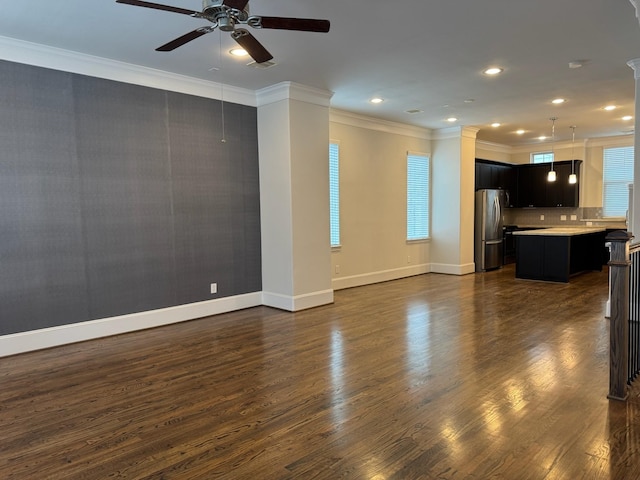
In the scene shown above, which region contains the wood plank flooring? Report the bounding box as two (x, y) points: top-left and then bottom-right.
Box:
(2, 265), (640, 479)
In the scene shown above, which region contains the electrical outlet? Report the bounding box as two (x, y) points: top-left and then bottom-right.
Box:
(540, 215), (545, 221)
(210, 283), (217, 294)
(560, 215), (567, 221)
(335, 265), (340, 274)
(571, 214), (577, 221)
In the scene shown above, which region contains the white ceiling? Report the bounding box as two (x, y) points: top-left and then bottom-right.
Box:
(0, 0), (639, 146)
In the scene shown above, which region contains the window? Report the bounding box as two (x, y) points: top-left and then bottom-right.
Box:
(532, 152), (554, 164)
(329, 142), (340, 246)
(407, 152), (430, 240)
(602, 146), (634, 218)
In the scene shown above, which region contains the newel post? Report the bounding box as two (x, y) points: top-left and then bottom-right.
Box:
(607, 230), (633, 401)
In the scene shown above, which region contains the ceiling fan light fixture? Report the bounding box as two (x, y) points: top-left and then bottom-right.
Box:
(483, 67), (503, 76)
(229, 47), (248, 56)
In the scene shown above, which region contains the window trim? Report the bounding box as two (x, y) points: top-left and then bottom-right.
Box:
(531, 152), (554, 164)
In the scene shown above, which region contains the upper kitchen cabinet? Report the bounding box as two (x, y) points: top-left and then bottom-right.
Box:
(475, 159), (517, 207)
(516, 160), (581, 208)
(516, 163), (548, 207)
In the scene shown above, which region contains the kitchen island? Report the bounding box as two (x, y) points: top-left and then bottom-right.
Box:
(513, 227), (607, 282)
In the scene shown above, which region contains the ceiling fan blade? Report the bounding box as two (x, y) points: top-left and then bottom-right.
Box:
(156, 29), (210, 51)
(257, 17), (330, 33)
(115, 0), (200, 16)
(222, 0), (250, 10)
(231, 29), (273, 64)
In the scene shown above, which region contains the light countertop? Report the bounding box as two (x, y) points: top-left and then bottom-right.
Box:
(512, 226), (607, 236)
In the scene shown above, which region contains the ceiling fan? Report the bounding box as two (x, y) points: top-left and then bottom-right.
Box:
(115, 0), (331, 64)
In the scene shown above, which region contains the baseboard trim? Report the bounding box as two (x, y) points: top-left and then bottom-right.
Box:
(0, 292), (262, 358)
(262, 289), (334, 311)
(430, 262), (476, 275)
(332, 264), (430, 290)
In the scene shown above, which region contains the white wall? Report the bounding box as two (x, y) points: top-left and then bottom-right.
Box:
(329, 111), (432, 290)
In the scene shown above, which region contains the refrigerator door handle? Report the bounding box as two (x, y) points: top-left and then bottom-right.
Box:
(493, 195), (500, 233)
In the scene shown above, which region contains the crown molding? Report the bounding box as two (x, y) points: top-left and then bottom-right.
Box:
(630, 0), (640, 28)
(476, 140), (513, 154)
(0, 35), (257, 106)
(584, 135), (635, 148)
(432, 126), (479, 140)
(330, 109), (432, 140)
(256, 81), (333, 108)
(628, 58), (640, 79)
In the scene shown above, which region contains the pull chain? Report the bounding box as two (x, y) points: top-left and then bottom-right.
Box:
(219, 30), (226, 143)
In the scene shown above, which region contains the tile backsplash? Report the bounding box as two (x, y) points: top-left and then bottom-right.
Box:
(504, 207), (626, 228)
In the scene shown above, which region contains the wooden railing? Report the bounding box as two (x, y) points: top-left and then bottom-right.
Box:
(629, 241), (640, 384)
(608, 230), (634, 401)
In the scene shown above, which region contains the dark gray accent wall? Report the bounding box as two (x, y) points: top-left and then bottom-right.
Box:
(0, 60), (261, 336)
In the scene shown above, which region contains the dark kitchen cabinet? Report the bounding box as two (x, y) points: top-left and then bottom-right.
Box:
(515, 160), (581, 208)
(475, 159), (579, 208)
(517, 164), (548, 207)
(475, 159), (517, 207)
(553, 161), (581, 207)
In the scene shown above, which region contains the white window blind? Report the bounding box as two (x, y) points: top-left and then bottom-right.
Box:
(602, 146), (634, 218)
(407, 153), (430, 240)
(329, 142), (340, 246)
(532, 152), (554, 164)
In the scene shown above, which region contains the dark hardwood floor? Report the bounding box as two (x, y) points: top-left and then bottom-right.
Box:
(2, 264), (640, 479)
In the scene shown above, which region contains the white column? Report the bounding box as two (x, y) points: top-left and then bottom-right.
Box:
(430, 126), (478, 274)
(630, 0), (640, 27)
(257, 82), (334, 311)
(627, 58), (640, 242)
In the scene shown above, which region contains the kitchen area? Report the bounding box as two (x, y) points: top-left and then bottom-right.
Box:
(474, 158), (627, 282)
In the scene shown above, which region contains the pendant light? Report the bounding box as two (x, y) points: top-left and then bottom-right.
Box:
(568, 125), (577, 184)
(547, 117), (557, 182)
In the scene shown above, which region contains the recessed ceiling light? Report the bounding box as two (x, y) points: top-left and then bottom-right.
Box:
(447, 117), (458, 123)
(604, 105), (617, 111)
(552, 98), (566, 104)
(229, 48), (248, 57)
(483, 67), (503, 75)
(538, 135), (547, 141)
(369, 97), (384, 104)
(491, 122), (501, 128)
(516, 129), (525, 135)
(622, 115), (633, 121)
(464, 99), (475, 103)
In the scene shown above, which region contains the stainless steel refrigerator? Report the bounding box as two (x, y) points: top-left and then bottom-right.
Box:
(475, 189), (504, 272)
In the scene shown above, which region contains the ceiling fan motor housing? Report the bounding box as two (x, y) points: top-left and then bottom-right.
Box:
(202, 0), (248, 30)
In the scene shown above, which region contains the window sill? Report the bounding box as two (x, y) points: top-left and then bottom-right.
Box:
(406, 238), (430, 244)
